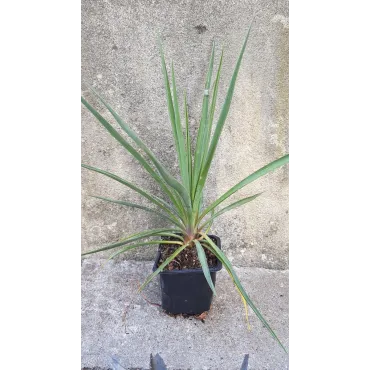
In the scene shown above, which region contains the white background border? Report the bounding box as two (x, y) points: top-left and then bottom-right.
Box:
(1, 1), (81, 368)
(1, 1), (369, 369)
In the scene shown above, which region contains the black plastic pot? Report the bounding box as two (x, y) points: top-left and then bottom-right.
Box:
(153, 235), (222, 314)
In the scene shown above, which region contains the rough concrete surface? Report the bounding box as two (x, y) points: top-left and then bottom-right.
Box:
(81, 259), (289, 369)
(81, 0), (289, 269)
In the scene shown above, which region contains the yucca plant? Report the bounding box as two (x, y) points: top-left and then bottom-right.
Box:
(82, 24), (289, 352)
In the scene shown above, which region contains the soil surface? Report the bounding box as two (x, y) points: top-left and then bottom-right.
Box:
(159, 235), (218, 270)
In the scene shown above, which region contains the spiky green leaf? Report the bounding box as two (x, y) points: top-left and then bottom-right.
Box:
(194, 240), (217, 295)
(90, 195), (185, 229)
(88, 87), (189, 218)
(82, 96), (190, 220)
(107, 240), (183, 260)
(193, 22), (254, 207)
(199, 154), (289, 221)
(201, 233), (287, 353)
(81, 164), (179, 219)
(171, 63), (189, 189)
(192, 41), (215, 200)
(81, 228), (181, 256)
(138, 243), (189, 291)
(158, 39), (192, 211)
(184, 93), (192, 191)
(208, 48), (224, 137)
(199, 193), (262, 229)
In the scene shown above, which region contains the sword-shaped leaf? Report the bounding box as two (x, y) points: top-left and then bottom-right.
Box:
(171, 63), (189, 190)
(194, 22), (254, 208)
(107, 240), (183, 261)
(157, 233), (184, 242)
(192, 41), (215, 200)
(206, 48), (224, 149)
(82, 97), (157, 180)
(82, 228), (182, 256)
(138, 243), (189, 291)
(158, 38), (177, 153)
(194, 240), (216, 295)
(201, 233), (287, 353)
(199, 154), (289, 221)
(184, 93), (192, 192)
(88, 87), (189, 220)
(199, 193), (262, 229)
(158, 39), (191, 210)
(82, 164), (179, 220)
(90, 195), (185, 229)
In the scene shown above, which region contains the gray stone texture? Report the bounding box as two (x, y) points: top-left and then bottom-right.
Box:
(81, 259), (289, 369)
(81, 0), (289, 269)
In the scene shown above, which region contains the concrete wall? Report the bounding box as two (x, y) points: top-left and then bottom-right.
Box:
(81, 0), (289, 269)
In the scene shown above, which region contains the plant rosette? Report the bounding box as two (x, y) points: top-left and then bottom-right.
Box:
(82, 21), (289, 353)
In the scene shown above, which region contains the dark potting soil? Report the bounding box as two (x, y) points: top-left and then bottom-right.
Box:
(159, 235), (218, 270)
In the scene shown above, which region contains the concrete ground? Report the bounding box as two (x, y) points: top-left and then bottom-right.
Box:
(82, 259), (288, 370)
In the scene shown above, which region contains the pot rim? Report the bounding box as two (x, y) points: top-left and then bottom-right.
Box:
(153, 234), (223, 274)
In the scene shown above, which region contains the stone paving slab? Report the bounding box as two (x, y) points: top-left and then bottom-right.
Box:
(82, 259), (288, 370)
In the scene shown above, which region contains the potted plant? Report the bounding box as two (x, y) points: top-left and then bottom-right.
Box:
(82, 24), (289, 352)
